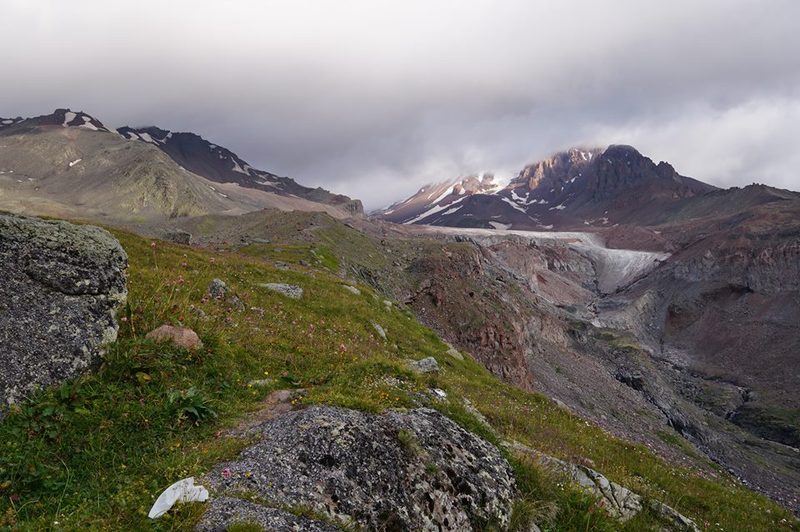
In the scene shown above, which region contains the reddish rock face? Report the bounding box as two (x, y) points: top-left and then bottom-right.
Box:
(146, 324), (203, 351)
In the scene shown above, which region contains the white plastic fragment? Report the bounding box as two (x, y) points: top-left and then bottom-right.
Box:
(148, 477), (209, 519)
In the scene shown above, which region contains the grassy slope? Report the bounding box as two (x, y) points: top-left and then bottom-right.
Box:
(0, 228), (796, 531)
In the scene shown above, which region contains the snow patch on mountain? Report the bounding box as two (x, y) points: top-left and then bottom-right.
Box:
(79, 115), (99, 131)
(431, 184), (456, 204)
(231, 158), (248, 175)
(406, 196), (466, 224)
(62, 112), (76, 127)
(501, 196), (527, 213)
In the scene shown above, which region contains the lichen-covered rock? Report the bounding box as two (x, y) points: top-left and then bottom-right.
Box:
(0, 214), (127, 406)
(204, 406), (516, 530)
(196, 497), (337, 532)
(409, 356), (440, 373)
(207, 278), (228, 299)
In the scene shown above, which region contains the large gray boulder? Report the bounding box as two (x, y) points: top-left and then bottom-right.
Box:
(0, 214), (127, 405)
(203, 406), (516, 530)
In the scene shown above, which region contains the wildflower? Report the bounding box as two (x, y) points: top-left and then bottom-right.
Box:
(222, 468), (232, 479)
(150, 241), (157, 249)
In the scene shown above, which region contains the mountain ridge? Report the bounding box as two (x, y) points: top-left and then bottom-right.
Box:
(0, 108), (363, 221)
(377, 145), (718, 230)
(117, 124), (363, 215)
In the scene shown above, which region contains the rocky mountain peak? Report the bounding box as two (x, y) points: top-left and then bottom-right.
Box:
(1, 108), (108, 132)
(35, 108), (108, 132)
(378, 144), (719, 229)
(117, 125), (173, 144)
(515, 146), (603, 190)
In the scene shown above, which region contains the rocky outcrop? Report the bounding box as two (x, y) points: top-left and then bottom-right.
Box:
(203, 406), (516, 530)
(508, 442), (700, 531)
(0, 214), (127, 405)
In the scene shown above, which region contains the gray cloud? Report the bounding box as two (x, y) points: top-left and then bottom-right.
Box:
(2, 0), (799, 208)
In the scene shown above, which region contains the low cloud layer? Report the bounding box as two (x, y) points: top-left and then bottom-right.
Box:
(2, 0), (799, 208)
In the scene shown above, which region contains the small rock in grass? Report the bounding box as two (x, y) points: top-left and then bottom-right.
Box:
(164, 229), (192, 245)
(226, 295), (245, 312)
(445, 345), (464, 361)
(553, 398), (570, 411)
(189, 305), (210, 321)
(261, 283), (303, 300)
(208, 279), (228, 299)
(408, 356), (439, 373)
(371, 321), (387, 340)
(146, 324), (203, 351)
(342, 285), (361, 295)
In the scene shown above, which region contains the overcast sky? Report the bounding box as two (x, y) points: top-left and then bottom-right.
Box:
(2, 0), (799, 208)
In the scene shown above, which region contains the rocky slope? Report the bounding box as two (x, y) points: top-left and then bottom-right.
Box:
(176, 208), (800, 514)
(401, 216), (800, 512)
(375, 147), (800, 512)
(598, 184), (800, 448)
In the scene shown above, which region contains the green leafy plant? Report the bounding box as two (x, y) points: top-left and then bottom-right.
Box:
(167, 387), (217, 424)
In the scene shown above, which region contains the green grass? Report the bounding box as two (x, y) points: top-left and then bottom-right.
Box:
(0, 229), (796, 530)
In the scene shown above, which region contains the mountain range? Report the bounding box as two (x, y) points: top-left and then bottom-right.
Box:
(377, 145), (717, 230)
(0, 108), (362, 222)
